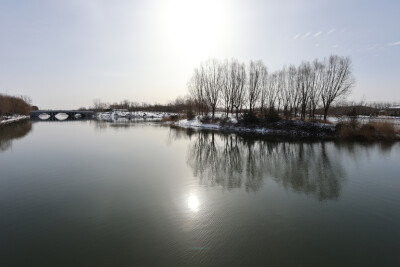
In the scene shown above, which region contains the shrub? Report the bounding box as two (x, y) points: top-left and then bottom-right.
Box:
(170, 115), (179, 121)
(338, 121), (398, 141)
(369, 122), (396, 139)
(161, 115), (179, 122)
(219, 117), (230, 126)
(0, 94), (31, 116)
(240, 112), (259, 125)
(186, 110), (195, 120)
(200, 116), (211, 123)
(264, 110), (281, 123)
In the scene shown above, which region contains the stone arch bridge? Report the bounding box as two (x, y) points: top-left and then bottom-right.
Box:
(30, 110), (95, 120)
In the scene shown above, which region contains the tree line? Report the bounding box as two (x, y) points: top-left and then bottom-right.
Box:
(91, 96), (195, 114)
(0, 94), (32, 117)
(188, 55), (355, 120)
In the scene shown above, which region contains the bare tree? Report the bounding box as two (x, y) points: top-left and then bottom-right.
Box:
(92, 99), (108, 111)
(247, 60), (266, 113)
(221, 60), (232, 117)
(221, 59), (245, 118)
(264, 72), (278, 113)
(309, 59), (324, 119)
(231, 62), (247, 120)
(260, 68), (277, 114)
(298, 62), (313, 120)
(321, 55), (355, 120)
(286, 65), (299, 118)
(201, 59), (223, 119)
(186, 55), (353, 121)
(188, 68), (208, 115)
(275, 69), (290, 116)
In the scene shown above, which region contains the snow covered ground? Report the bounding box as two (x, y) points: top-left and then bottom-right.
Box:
(327, 115), (400, 129)
(95, 110), (400, 136)
(169, 116), (336, 138)
(176, 118), (221, 129)
(96, 111), (178, 121)
(0, 115), (29, 125)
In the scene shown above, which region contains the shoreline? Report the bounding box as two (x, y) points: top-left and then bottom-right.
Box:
(166, 118), (337, 140)
(91, 111), (400, 141)
(166, 118), (400, 141)
(0, 115), (30, 126)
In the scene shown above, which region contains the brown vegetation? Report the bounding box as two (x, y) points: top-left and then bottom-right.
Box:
(338, 121), (399, 141)
(160, 114), (186, 122)
(0, 94), (31, 116)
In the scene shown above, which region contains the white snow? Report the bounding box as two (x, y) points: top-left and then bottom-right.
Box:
(0, 115), (29, 125)
(169, 117), (336, 138)
(96, 110), (178, 121)
(176, 119), (221, 129)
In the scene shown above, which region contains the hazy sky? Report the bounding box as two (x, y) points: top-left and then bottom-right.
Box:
(0, 0), (399, 108)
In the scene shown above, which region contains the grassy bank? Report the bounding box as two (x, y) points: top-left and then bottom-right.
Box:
(338, 121), (400, 141)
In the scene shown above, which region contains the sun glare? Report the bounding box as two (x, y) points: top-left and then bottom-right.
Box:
(158, 0), (229, 60)
(188, 194), (200, 212)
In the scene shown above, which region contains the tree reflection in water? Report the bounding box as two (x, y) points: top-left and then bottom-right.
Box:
(0, 120), (32, 151)
(180, 129), (398, 200)
(183, 129), (349, 200)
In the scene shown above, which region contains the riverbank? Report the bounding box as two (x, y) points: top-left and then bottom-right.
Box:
(96, 111), (177, 121)
(167, 118), (337, 139)
(94, 111), (400, 141)
(0, 115), (29, 126)
(166, 117), (400, 141)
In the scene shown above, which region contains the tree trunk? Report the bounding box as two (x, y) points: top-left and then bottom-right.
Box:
(323, 107), (329, 121)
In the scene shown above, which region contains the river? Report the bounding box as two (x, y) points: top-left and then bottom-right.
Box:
(1, 120), (399, 266)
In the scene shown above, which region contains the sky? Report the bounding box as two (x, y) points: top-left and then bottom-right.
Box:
(0, 0), (399, 109)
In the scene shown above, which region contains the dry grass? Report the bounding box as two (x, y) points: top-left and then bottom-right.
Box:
(338, 121), (399, 141)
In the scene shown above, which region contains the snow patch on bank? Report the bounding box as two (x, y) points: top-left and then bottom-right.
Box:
(169, 117), (336, 138)
(96, 111), (177, 121)
(0, 115), (29, 125)
(176, 118), (221, 129)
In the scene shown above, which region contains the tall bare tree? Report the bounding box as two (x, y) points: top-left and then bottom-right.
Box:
(321, 55), (354, 120)
(188, 68), (208, 115)
(231, 62), (247, 120)
(201, 59), (223, 119)
(309, 59), (324, 119)
(221, 59), (246, 118)
(287, 65), (299, 117)
(298, 62), (313, 120)
(187, 55), (353, 121)
(264, 72), (278, 113)
(247, 60), (266, 113)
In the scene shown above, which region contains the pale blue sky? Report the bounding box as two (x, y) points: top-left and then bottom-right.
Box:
(0, 0), (399, 108)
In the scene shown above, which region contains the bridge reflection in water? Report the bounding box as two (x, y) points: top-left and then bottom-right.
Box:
(30, 110), (95, 121)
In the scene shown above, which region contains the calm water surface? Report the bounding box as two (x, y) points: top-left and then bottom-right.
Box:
(1, 120), (400, 266)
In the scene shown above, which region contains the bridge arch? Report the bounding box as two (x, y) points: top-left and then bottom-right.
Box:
(30, 110), (95, 121)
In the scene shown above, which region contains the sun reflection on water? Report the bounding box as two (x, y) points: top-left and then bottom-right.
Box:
(188, 194), (200, 212)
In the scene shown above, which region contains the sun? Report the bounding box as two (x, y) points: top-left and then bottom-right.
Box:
(157, 0), (229, 61)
